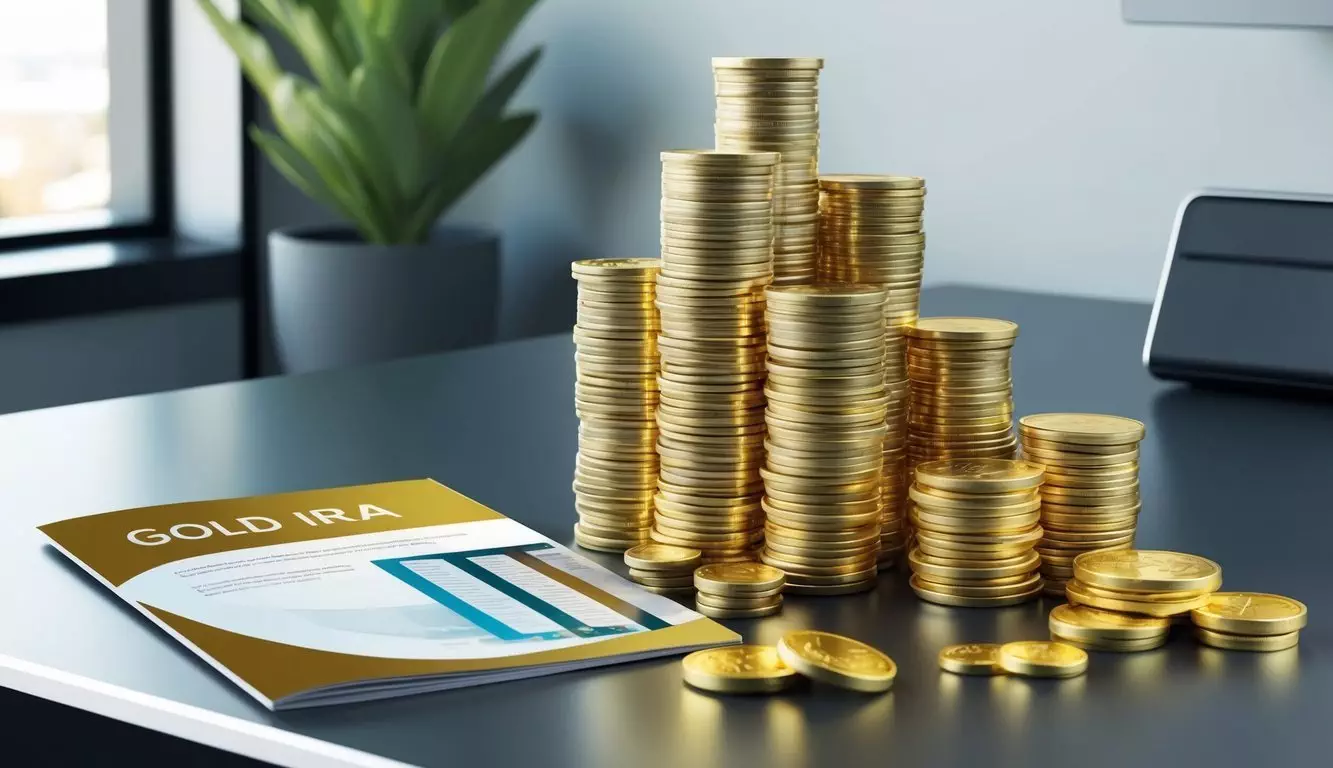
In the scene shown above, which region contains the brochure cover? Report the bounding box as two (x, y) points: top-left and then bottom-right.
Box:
(38, 479), (739, 710)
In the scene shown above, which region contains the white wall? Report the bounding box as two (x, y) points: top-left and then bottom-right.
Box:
(470, 0), (1333, 315)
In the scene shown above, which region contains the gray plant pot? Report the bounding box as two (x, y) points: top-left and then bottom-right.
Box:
(268, 226), (500, 373)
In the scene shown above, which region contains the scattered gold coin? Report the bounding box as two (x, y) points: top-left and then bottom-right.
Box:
(997, 640), (1088, 678)
(776, 630), (897, 692)
(682, 645), (798, 694)
(937, 643), (1002, 675)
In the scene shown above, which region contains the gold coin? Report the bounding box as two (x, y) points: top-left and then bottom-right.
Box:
(695, 591), (783, 611)
(937, 643), (1003, 675)
(1065, 580), (1210, 617)
(1048, 603), (1170, 641)
(1190, 592), (1308, 636)
(1022, 445), (1140, 468)
(997, 641), (1088, 678)
(1021, 435), (1137, 456)
(1072, 581), (1202, 602)
(1073, 550), (1222, 593)
(912, 573), (1042, 598)
(913, 458), (1043, 493)
(908, 548), (1041, 579)
(631, 572), (697, 589)
(681, 645), (798, 694)
(1018, 413), (1146, 445)
(661, 148), (780, 167)
(624, 543), (703, 572)
(908, 317), (1018, 341)
(909, 575), (1041, 607)
(694, 602), (783, 619)
(1051, 633), (1168, 653)
(694, 562), (786, 594)
(571, 258), (662, 278)
(782, 579), (879, 596)
(776, 631), (896, 692)
(1194, 627), (1300, 652)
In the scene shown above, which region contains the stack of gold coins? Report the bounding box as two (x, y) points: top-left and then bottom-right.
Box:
(571, 258), (662, 552)
(906, 318), (1019, 473)
(653, 149), (778, 563)
(693, 562), (786, 619)
(1018, 413), (1146, 596)
(1048, 603), (1170, 652)
(760, 285), (887, 596)
(1066, 549), (1222, 617)
(1191, 592), (1307, 652)
(815, 174), (926, 568)
(623, 543), (702, 597)
(908, 458), (1045, 607)
(713, 57), (823, 285)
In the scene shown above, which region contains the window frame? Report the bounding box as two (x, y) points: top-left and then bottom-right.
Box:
(0, 0), (174, 252)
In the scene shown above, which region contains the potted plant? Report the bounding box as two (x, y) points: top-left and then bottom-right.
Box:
(199, 0), (540, 372)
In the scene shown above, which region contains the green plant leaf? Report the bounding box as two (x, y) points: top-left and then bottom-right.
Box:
(269, 76), (396, 242)
(349, 64), (427, 200)
(196, 0), (284, 97)
(249, 126), (357, 220)
(368, 0), (445, 84)
(416, 0), (539, 143)
(404, 112), (537, 241)
(466, 46), (541, 127)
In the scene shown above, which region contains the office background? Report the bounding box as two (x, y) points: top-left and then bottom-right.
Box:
(2, 0), (1331, 414)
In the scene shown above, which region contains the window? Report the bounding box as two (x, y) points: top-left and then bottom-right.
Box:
(0, 0), (160, 244)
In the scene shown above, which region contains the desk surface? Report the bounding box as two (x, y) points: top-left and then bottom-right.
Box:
(2, 286), (1330, 768)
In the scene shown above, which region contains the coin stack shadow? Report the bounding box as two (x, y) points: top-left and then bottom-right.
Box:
(1018, 413), (1146, 597)
(571, 259), (663, 553)
(713, 57), (823, 285)
(759, 285), (887, 596)
(908, 458), (1045, 607)
(652, 149), (779, 563)
(816, 175), (927, 569)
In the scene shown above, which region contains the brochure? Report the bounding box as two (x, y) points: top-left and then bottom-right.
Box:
(38, 479), (739, 710)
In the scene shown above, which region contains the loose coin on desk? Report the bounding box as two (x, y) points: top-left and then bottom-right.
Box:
(681, 645), (799, 694)
(1190, 592), (1307, 636)
(997, 641), (1088, 678)
(938, 643), (1002, 675)
(1194, 627), (1301, 652)
(776, 630), (897, 692)
(1072, 549), (1223, 594)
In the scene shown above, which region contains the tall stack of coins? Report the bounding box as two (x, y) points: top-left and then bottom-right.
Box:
(815, 174), (926, 568)
(713, 57), (823, 285)
(1066, 549), (1222, 617)
(623, 543), (701, 597)
(760, 285), (887, 596)
(653, 149), (778, 563)
(906, 318), (1019, 469)
(1191, 592), (1307, 652)
(908, 458), (1045, 607)
(571, 258), (662, 552)
(1018, 413), (1146, 596)
(693, 562), (786, 619)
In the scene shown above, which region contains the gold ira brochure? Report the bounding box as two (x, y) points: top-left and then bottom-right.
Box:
(38, 479), (739, 710)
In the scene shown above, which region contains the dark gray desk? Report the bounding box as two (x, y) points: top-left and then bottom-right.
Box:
(2, 287), (1330, 767)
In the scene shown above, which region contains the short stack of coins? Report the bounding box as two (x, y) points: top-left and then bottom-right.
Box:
(760, 285), (887, 596)
(1066, 549), (1222, 618)
(571, 258), (662, 552)
(653, 149), (779, 563)
(906, 318), (1019, 470)
(693, 562), (786, 619)
(623, 543), (701, 598)
(1018, 413), (1146, 596)
(1048, 603), (1171, 653)
(1191, 592), (1308, 652)
(815, 174), (926, 568)
(713, 57), (823, 285)
(907, 458), (1045, 607)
